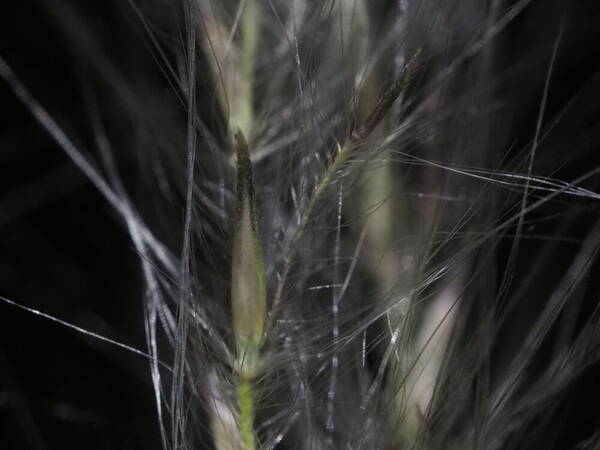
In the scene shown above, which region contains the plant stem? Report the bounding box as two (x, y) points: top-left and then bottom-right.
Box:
(237, 0), (257, 140)
(238, 375), (257, 450)
(230, 0), (261, 445)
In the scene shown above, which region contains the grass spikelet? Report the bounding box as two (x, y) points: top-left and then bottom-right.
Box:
(231, 129), (265, 449)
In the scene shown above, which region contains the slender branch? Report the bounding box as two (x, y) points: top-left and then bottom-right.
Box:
(269, 48), (422, 325)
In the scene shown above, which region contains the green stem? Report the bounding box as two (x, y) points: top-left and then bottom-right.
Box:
(237, 0), (257, 140)
(238, 375), (257, 450)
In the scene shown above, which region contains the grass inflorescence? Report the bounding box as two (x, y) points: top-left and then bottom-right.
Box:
(2, 0), (600, 449)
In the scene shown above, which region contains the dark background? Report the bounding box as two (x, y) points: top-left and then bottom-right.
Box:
(0, 2), (165, 449)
